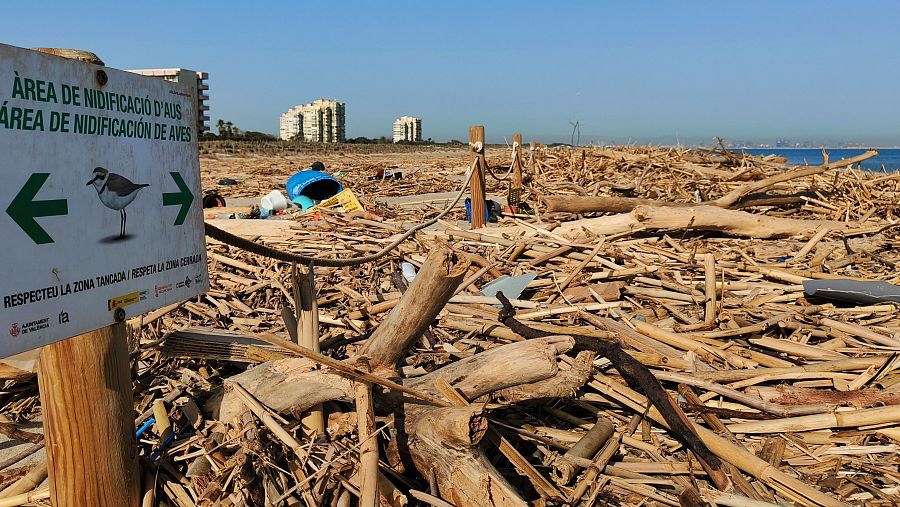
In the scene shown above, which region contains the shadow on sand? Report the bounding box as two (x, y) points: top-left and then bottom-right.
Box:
(99, 234), (135, 244)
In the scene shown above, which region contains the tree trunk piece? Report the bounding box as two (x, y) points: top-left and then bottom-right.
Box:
(542, 195), (690, 214)
(360, 247), (468, 374)
(553, 205), (863, 239)
(408, 406), (527, 507)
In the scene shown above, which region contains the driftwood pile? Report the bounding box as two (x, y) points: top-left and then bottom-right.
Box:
(3, 143), (900, 506)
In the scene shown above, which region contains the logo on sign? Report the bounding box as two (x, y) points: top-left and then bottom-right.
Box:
(107, 291), (147, 311)
(9, 323), (19, 337)
(155, 283), (173, 297)
(58, 311), (69, 324)
(19, 318), (50, 335)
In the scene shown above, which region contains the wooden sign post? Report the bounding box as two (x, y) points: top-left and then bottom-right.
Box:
(26, 47), (138, 507)
(469, 125), (487, 229)
(38, 322), (139, 505)
(0, 45), (207, 505)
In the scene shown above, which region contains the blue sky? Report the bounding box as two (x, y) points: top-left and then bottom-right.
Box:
(3, 1), (898, 145)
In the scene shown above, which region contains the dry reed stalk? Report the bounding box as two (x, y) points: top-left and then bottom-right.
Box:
(728, 405), (900, 434)
(0, 462), (48, 499)
(705, 253), (717, 325)
(632, 320), (756, 368)
(354, 381), (379, 507)
(821, 318), (900, 347)
(295, 263), (325, 437)
(0, 487), (50, 507)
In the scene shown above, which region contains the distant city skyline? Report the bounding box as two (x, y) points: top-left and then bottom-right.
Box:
(3, 1), (899, 146)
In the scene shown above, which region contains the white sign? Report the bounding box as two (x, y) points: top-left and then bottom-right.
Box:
(0, 44), (208, 357)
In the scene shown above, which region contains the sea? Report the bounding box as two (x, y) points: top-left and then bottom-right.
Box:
(738, 148), (900, 172)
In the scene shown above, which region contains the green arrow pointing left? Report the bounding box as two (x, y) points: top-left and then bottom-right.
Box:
(6, 173), (68, 245)
(162, 172), (194, 226)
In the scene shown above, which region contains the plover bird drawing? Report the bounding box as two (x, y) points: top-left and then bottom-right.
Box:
(86, 167), (149, 238)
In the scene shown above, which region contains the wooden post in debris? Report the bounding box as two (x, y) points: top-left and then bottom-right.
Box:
(512, 133), (524, 189)
(31, 48), (140, 507)
(295, 264), (325, 437)
(704, 253), (717, 326)
(38, 322), (140, 506)
(528, 141), (538, 178)
(469, 126), (487, 229)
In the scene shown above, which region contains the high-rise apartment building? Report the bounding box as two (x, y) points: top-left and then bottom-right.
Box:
(279, 99), (346, 142)
(392, 116), (422, 143)
(128, 68), (210, 134)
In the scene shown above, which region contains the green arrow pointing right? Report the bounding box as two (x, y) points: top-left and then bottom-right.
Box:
(162, 172), (194, 226)
(6, 173), (69, 245)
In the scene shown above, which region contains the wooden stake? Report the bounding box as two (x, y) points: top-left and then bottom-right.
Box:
(512, 133), (524, 189)
(37, 322), (140, 506)
(705, 253), (717, 326)
(469, 126), (487, 229)
(354, 380), (379, 507)
(295, 263), (325, 437)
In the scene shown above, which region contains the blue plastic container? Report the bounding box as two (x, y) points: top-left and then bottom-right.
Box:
(285, 170), (343, 203)
(294, 195), (315, 211)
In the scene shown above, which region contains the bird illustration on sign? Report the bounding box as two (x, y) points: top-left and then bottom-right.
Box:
(86, 167), (149, 240)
